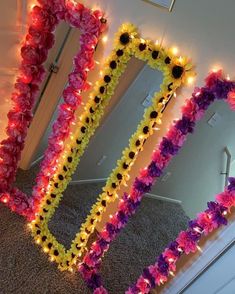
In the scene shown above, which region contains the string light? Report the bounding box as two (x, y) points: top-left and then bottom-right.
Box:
(187, 76), (195, 85)
(171, 46), (179, 55)
(102, 35), (108, 43)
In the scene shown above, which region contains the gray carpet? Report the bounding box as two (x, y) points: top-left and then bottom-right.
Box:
(0, 165), (189, 294)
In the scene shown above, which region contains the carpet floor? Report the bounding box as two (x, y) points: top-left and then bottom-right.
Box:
(0, 165), (189, 294)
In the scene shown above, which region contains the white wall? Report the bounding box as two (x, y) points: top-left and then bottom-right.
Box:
(152, 100), (235, 218)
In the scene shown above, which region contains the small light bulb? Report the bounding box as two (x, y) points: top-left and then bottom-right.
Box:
(171, 46), (179, 55)
(155, 40), (159, 46)
(102, 35), (108, 43)
(178, 56), (183, 63)
(196, 245), (203, 253)
(187, 76), (195, 85)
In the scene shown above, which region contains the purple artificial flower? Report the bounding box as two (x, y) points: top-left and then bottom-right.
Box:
(133, 178), (152, 194)
(227, 177), (235, 191)
(117, 211), (129, 225)
(213, 79), (235, 100)
(207, 201), (228, 226)
(142, 268), (156, 288)
(175, 116), (195, 135)
(159, 137), (180, 156)
(106, 223), (117, 235)
(157, 254), (169, 276)
(168, 241), (181, 257)
(88, 273), (102, 289)
(186, 230), (201, 242)
(148, 161), (162, 177)
(97, 238), (109, 250)
(189, 220), (204, 237)
(193, 88), (215, 110)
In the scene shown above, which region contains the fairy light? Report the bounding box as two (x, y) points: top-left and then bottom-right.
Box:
(102, 35), (108, 43)
(223, 211), (228, 216)
(36, 238), (41, 244)
(187, 76), (195, 85)
(155, 40), (159, 46)
(178, 56), (183, 64)
(171, 46), (179, 55)
(169, 271), (175, 277)
(43, 247), (49, 253)
(226, 75), (231, 81)
(196, 245), (203, 253)
(193, 227), (202, 234)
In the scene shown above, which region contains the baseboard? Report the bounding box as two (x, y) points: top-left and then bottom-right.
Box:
(30, 155), (44, 168)
(145, 193), (182, 204)
(70, 178), (108, 185)
(69, 178), (181, 204)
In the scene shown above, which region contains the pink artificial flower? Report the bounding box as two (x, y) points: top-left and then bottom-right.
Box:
(80, 8), (101, 36)
(176, 231), (197, 254)
(10, 189), (30, 214)
(136, 276), (150, 293)
(139, 168), (153, 185)
(166, 126), (186, 147)
(205, 70), (223, 88)
(20, 63), (45, 84)
(182, 98), (205, 121)
(100, 230), (111, 241)
(91, 242), (102, 256)
(216, 191), (235, 211)
(227, 91), (235, 110)
(148, 265), (167, 285)
(151, 150), (170, 170)
(197, 212), (216, 235)
(73, 51), (95, 71)
(80, 33), (98, 50)
(26, 27), (55, 49)
(21, 45), (47, 65)
(64, 2), (84, 27)
(14, 81), (31, 95)
(94, 286), (108, 294)
(31, 5), (58, 32)
(37, 0), (66, 20)
(68, 71), (89, 91)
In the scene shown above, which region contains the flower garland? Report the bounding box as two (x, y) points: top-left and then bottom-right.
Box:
(79, 70), (235, 293)
(29, 23), (194, 271)
(126, 183), (235, 294)
(0, 0), (106, 219)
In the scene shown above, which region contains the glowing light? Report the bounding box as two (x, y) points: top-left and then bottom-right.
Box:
(193, 227), (202, 233)
(36, 239), (41, 244)
(171, 46), (179, 55)
(155, 40), (159, 46)
(168, 258), (174, 263)
(196, 245), (203, 253)
(140, 38), (145, 44)
(102, 35), (108, 43)
(178, 56), (183, 64)
(226, 75), (231, 81)
(43, 247), (49, 253)
(187, 76), (195, 85)
(223, 211), (228, 216)
(195, 91), (201, 97)
(212, 66), (220, 73)
(169, 271), (175, 277)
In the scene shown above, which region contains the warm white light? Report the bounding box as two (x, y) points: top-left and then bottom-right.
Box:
(178, 56), (183, 64)
(171, 46), (179, 55)
(43, 247), (49, 253)
(212, 66), (220, 73)
(223, 211), (228, 216)
(169, 271), (175, 277)
(187, 76), (195, 85)
(155, 40), (159, 46)
(102, 35), (108, 43)
(196, 245), (203, 253)
(36, 239), (41, 244)
(226, 75), (231, 81)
